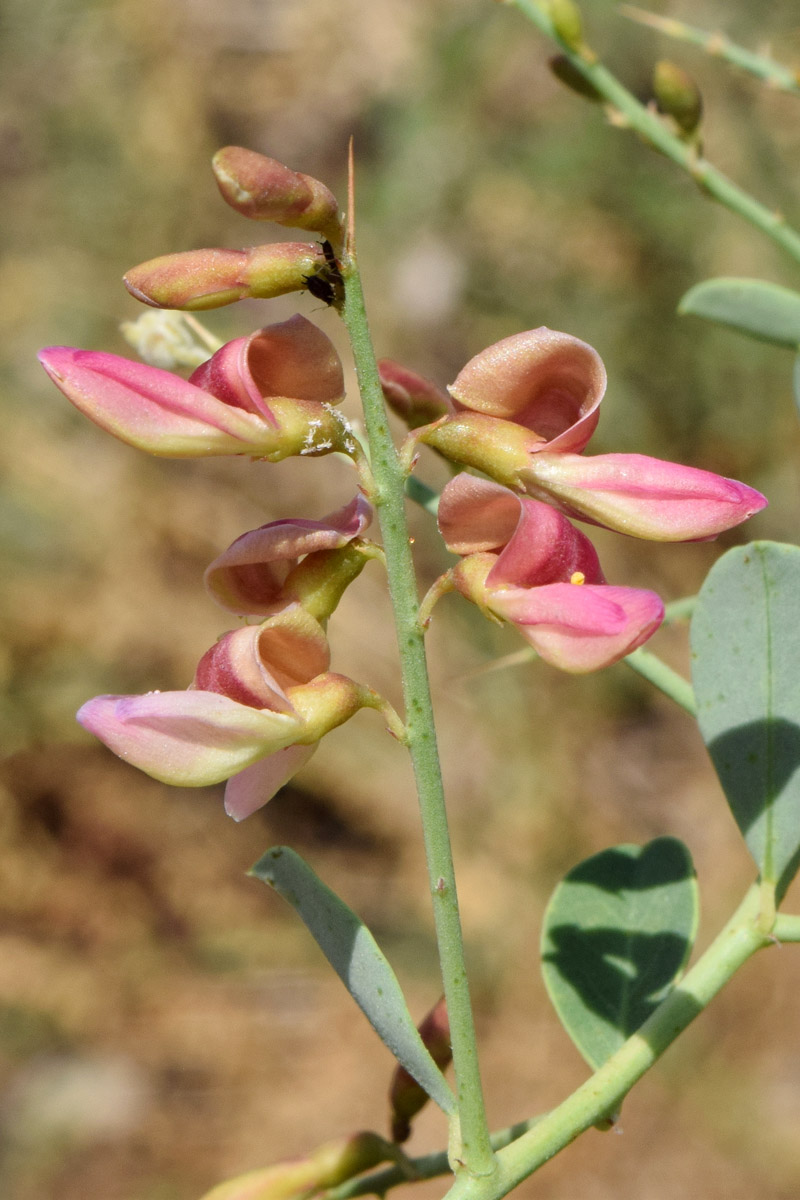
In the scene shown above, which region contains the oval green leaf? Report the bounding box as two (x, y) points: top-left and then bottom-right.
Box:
(691, 542), (800, 897)
(541, 838), (699, 1069)
(678, 277), (800, 347)
(250, 846), (456, 1116)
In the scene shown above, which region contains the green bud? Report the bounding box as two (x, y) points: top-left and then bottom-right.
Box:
(653, 60), (703, 135)
(548, 0), (584, 52)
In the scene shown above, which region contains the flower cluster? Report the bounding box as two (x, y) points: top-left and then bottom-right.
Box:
(382, 327), (766, 671)
(39, 147), (767, 814)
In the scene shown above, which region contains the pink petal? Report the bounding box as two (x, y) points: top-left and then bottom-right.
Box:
(489, 582), (664, 672)
(77, 691), (302, 786)
(521, 452), (768, 541)
(438, 475), (604, 586)
(39, 347), (275, 457)
(194, 607), (331, 704)
(223, 744), (318, 820)
(448, 328), (605, 452)
(190, 314), (344, 423)
(204, 495), (373, 616)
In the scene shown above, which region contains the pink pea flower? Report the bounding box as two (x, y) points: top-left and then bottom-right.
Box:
(78, 606), (370, 820)
(437, 474), (664, 673)
(405, 327), (766, 541)
(205, 494), (374, 617)
(39, 314), (354, 461)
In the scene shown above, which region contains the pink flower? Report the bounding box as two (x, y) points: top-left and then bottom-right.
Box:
(205, 495), (374, 616)
(39, 315), (353, 461)
(406, 327), (766, 542)
(437, 475), (664, 672)
(78, 606), (370, 820)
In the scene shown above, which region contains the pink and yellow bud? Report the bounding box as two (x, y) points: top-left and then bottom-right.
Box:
(212, 146), (340, 237)
(123, 242), (326, 311)
(389, 997), (451, 1142)
(519, 452), (768, 541)
(204, 496), (373, 617)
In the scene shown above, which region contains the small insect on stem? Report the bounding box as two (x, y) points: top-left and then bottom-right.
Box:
(304, 239), (344, 307)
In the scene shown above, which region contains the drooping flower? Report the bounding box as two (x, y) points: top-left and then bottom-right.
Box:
(436, 474), (664, 672)
(204, 495), (374, 617)
(39, 315), (355, 461)
(78, 606), (374, 820)
(401, 327), (766, 541)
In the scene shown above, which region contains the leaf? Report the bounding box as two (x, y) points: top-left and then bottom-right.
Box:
(691, 542), (800, 897)
(678, 277), (800, 347)
(541, 838), (698, 1069)
(250, 846), (456, 1116)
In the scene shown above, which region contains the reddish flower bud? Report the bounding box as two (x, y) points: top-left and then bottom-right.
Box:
(389, 997), (451, 1142)
(124, 243), (327, 311)
(378, 360), (454, 429)
(212, 146), (340, 237)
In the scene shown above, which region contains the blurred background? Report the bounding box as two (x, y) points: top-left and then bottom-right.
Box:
(2, 0), (800, 1196)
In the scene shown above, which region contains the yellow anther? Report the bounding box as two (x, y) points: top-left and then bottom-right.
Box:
(570, 571), (586, 585)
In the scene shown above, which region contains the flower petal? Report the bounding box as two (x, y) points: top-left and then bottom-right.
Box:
(204, 495), (373, 616)
(223, 744), (318, 820)
(521, 452), (768, 541)
(190, 314), (344, 423)
(490, 582), (664, 672)
(77, 690), (303, 786)
(39, 347), (277, 457)
(448, 327), (605, 452)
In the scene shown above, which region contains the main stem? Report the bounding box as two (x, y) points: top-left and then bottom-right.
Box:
(340, 249), (496, 1178)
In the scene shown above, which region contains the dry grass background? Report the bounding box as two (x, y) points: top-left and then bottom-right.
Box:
(2, 0), (800, 1196)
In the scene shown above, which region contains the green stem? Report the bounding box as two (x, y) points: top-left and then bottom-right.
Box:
(505, 0), (800, 267)
(623, 646), (697, 715)
(328, 882), (776, 1200)
(619, 6), (800, 96)
(339, 246), (496, 1178)
(442, 882), (773, 1200)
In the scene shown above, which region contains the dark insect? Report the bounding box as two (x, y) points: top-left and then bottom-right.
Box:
(303, 239), (344, 308)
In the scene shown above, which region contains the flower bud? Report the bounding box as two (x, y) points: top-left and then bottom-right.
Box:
(378, 361), (453, 429)
(653, 61), (703, 135)
(212, 146), (340, 237)
(124, 243), (327, 311)
(197, 1133), (390, 1200)
(548, 0), (584, 51)
(389, 997), (452, 1142)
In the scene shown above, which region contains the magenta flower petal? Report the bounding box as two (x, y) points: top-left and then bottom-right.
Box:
(223, 744), (318, 820)
(39, 346), (277, 457)
(204, 495), (373, 616)
(448, 327), (605, 452)
(521, 452), (768, 540)
(77, 690), (302, 786)
(489, 582), (664, 672)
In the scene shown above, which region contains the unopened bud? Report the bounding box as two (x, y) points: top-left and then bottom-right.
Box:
(548, 0), (584, 51)
(378, 361), (453, 429)
(389, 997), (452, 1142)
(124, 243), (327, 311)
(213, 147), (340, 237)
(549, 55), (602, 103)
(653, 61), (703, 135)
